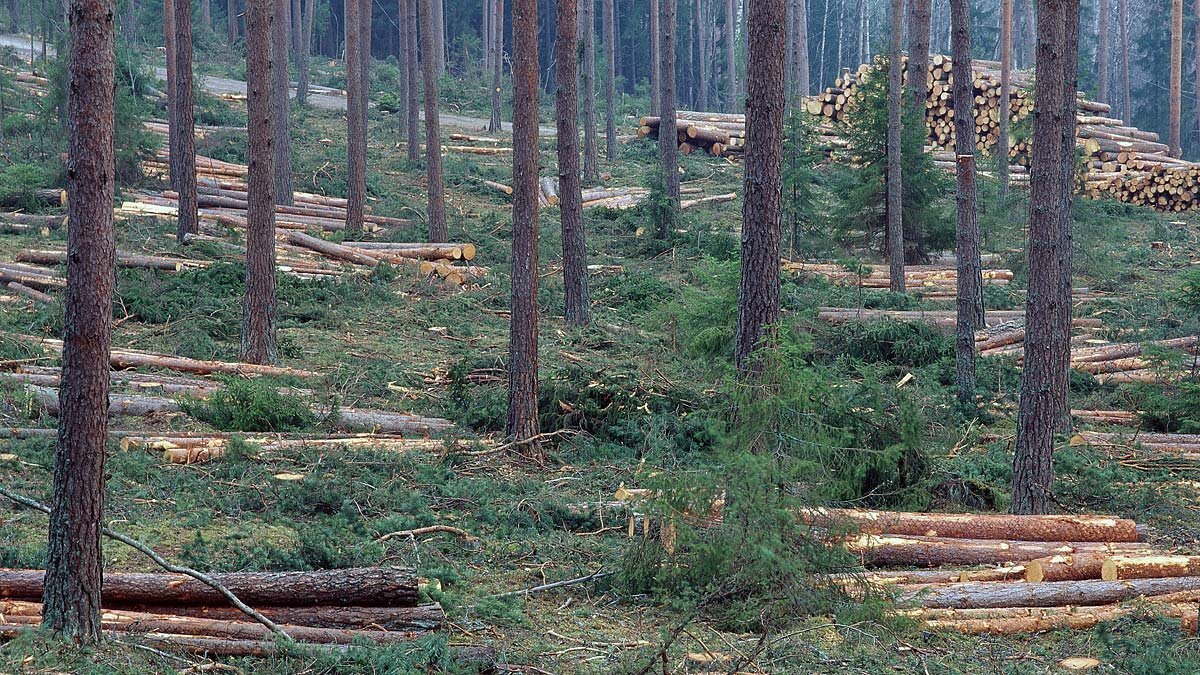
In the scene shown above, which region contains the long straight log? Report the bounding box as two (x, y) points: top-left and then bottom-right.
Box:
(0, 567), (418, 607)
(845, 534), (1149, 567)
(897, 575), (1200, 609)
(16, 248), (207, 272)
(808, 508), (1139, 542)
(101, 602), (446, 630)
(5, 282), (53, 304)
(287, 231), (381, 267)
(915, 603), (1197, 635)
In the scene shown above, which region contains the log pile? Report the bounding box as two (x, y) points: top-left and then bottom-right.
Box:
(815, 508), (1200, 636)
(0, 567), (496, 661)
(783, 261), (1014, 295)
(117, 432), (467, 464)
(816, 308), (1103, 331)
(980, 334), (1200, 383)
(1071, 430), (1200, 458)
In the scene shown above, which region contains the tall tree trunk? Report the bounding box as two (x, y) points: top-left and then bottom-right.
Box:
(651, 0), (662, 113)
(795, 0), (809, 96)
(241, 0), (279, 364)
(358, 0), (372, 154)
(296, 0), (314, 103)
(1118, 0), (1128, 122)
(557, 0), (590, 326)
(407, 0), (422, 158)
(483, 0), (492, 73)
(1020, 0), (1033, 68)
(602, 0), (617, 158)
(1096, 0), (1107, 103)
(998, 0), (1012, 198)
(165, 0), (178, 191)
(42, 0), (116, 644)
(488, 0), (504, 132)
(421, 0), (448, 240)
(1011, 0), (1080, 515)
(905, 0), (931, 131)
(507, 0), (540, 449)
(291, 0), (301, 54)
(7, 0), (17, 33)
(950, 0), (981, 406)
(201, 0), (211, 30)
(723, 0), (734, 109)
(228, 0), (238, 41)
(1169, 0), (1182, 157)
(122, 0), (135, 42)
(581, 0), (599, 181)
(345, 0), (366, 232)
(816, 0), (827, 86)
(433, 0), (446, 74)
(397, 0), (409, 131)
(1195, 0), (1200, 148)
(696, 0), (708, 110)
(656, 0), (679, 236)
(785, 0), (795, 97)
(271, 0), (293, 205)
(734, 0), (785, 376)
(885, 0), (904, 293)
(175, 0), (198, 239)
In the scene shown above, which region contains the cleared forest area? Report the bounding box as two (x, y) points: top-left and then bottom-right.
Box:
(5, 0), (1200, 672)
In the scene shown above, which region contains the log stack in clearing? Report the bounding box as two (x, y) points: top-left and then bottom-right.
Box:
(816, 308), (1104, 331)
(980, 334), (1200, 383)
(813, 508), (1200, 635)
(783, 261), (1013, 296)
(0, 567), (494, 661)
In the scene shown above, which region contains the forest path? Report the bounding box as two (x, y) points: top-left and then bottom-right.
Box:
(0, 33), (555, 137)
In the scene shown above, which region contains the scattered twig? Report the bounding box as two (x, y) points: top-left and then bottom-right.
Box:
(488, 568), (612, 599)
(0, 483), (292, 641)
(376, 524), (477, 542)
(458, 429), (579, 457)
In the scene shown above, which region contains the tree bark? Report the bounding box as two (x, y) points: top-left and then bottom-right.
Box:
(165, 0), (178, 191)
(227, 0), (238, 41)
(951, 0), (981, 406)
(488, 0), (503, 132)
(557, 0), (590, 327)
(345, 0), (366, 232)
(7, 0), (17, 32)
(433, 0), (446, 74)
(201, 0), (211, 30)
(581, 0), (600, 181)
(241, 0), (279, 364)
(406, 0), (422, 159)
(507, 0), (540, 449)
(104, 603), (444, 630)
(602, 0), (617, 159)
(997, 0), (1012, 197)
(296, 0), (314, 103)
(904, 0), (931, 129)
(1195, 0), (1200, 148)
(885, 0), (904, 293)
(6, 568), (419, 607)
(272, 0), (294, 205)
(722, 0), (733, 109)
(1095, 0), (1107, 103)
(1118, 0), (1128, 122)
(807, 508), (1139, 542)
(41, 0), (116, 644)
(651, 0), (662, 113)
(174, 0), (198, 240)
(733, 0), (784, 377)
(695, 0), (708, 111)
(1169, 0), (1182, 157)
(655, 0), (680, 235)
(1011, 0), (1079, 515)
(794, 0), (808, 97)
(420, 0), (448, 241)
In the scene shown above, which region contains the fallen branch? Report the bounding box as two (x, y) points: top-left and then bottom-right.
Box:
(376, 525), (477, 542)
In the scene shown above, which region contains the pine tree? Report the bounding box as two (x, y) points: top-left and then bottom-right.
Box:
(557, 0), (591, 326)
(997, 0), (1012, 197)
(345, 0), (365, 232)
(951, 0), (982, 406)
(42, 0), (117, 643)
(1011, 0), (1080, 515)
(272, 0), (294, 205)
(581, 0), (600, 181)
(655, 0), (680, 237)
(421, 0), (448, 240)
(174, 0), (198, 240)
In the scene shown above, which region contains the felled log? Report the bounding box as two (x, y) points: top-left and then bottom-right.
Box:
(141, 437), (451, 464)
(5, 282), (52, 304)
(21, 385), (182, 417)
(897, 575), (1200, 609)
(1071, 409), (1139, 426)
(287, 231), (380, 267)
(912, 603), (1197, 636)
(99, 602), (446, 630)
(828, 565), (1027, 589)
(0, 567), (418, 607)
(539, 177), (559, 206)
(6, 334), (318, 378)
(681, 192), (737, 209)
(808, 508), (1139, 542)
(1072, 430), (1200, 453)
(16, 248), (207, 272)
(1023, 553), (1108, 582)
(342, 241), (477, 261)
(845, 534), (1149, 567)
(330, 406), (455, 434)
(0, 265), (65, 290)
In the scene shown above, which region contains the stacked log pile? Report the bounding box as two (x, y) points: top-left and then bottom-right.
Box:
(1071, 430), (1200, 459)
(816, 308), (1103, 331)
(783, 261), (1014, 296)
(980, 334), (1200, 383)
(0, 567), (496, 660)
(811, 508), (1200, 635)
(637, 111), (848, 160)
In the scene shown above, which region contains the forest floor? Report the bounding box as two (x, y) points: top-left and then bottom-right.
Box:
(4, 41), (1200, 674)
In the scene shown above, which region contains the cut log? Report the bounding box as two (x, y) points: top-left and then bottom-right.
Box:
(0, 567), (418, 607)
(897, 575), (1200, 609)
(23, 385), (182, 417)
(845, 534), (1149, 567)
(5, 282), (52, 304)
(102, 602), (446, 630)
(539, 177), (560, 206)
(808, 508), (1139, 542)
(287, 231), (381, 267)
(16, 248), (207, 272)
(914, 603), (1197, 635)
(1023, 553), (1109, 582)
